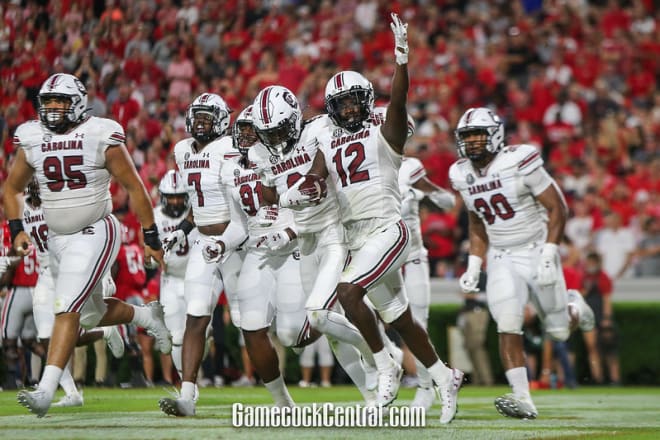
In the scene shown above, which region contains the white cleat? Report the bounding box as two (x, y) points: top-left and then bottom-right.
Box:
(376, 362), (403, 407)
(438, 368), (464, 424)
(494, 393), (538, 419)
(144, 302), (172, 354)
(159, 396), (196, 417)
(567, 289), (595, 332)
(17, 387), (52, 418)
(52, 391), (84, 408)
(103, 326), (125, 358)
(410, 386), (435, 411)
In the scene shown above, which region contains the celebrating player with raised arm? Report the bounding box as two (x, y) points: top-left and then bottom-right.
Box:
(5, 73), (171, 418)
(449, 107), (595, 419)
(302, 14), (464, 423)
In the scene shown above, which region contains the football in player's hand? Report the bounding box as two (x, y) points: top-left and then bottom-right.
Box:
(298, 174), (327, 201)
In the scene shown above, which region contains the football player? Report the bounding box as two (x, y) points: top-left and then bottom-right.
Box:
(153, 170), (195, 381)
(302, 13), (465, 423)
(449, 106), (595, 419)
(398, 147), (457, 411)
(158, 93), (247, 417)
(5, 73), (171, 417)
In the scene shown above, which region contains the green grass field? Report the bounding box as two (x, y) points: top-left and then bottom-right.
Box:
(1, 385), (659, 439)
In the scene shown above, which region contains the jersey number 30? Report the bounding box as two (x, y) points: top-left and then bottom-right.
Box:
(474, 193), (515, 225)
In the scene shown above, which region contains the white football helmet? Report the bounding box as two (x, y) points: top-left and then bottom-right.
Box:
(158, 170), (189, 218)
(252, 85), (302, 157)
(38, 73), (88, 132)
(185, 93), (231, 143)
(232, 104), (258, 156)
(325, 71), (374, 132)
(454, 107), (505, 161)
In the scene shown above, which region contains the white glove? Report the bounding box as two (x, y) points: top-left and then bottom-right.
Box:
(390, 12), (409, 65)
(163, 229), (186, 252)
(202, 239), (226, 264)
(428, 190), (456, 211)
(256, 229), (292, 252)
(255, 205), (279, 226)
(279, 178), (315, 209)
(0, 256), (21, 275)
(459, 255), (482, 293)
(537, 243), (559, 286)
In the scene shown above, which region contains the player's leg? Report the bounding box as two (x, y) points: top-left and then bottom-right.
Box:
(487, 249), (537, 419)
(2, 287), (29, 389)
(160, 275), (186, 378)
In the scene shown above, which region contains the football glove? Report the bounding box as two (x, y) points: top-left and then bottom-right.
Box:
(202, 239), (226, 264)
(256, 229), (292, 252)
(390, 12), (409, 65)
(459, 255), (482, 293)
(163, 229), (186, 252)
(537, 243), (559, 286)
(279, 178), (315, 209)
(255, 205), (279, 226)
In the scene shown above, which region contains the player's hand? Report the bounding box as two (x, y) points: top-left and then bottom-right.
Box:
(12, 231), (33, 257)
(537, 243), (559, 286)
(255, 205), (279, 226)
(0, 255), (22, 274)
(144, 246), (164, 270)
(279, 178), (315, 209)
(202, 239), (226, 264)
(163, 229), (186, 252)
(256, 229), (292, 252)
(390, 12), (409, 65)
(459, 255), (482, 293)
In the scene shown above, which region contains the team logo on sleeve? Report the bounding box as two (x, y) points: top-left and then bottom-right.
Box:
(43, 133), (52, 142)
(466, 174), (475, 185)
(333, 128), (343, 138)
(269, 155), (279, 164)
(233, 169), (240, 177)
(184, 152), (190, 160)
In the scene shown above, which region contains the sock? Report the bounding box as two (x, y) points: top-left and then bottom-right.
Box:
(264, 375), (294, 407)
(40, 365), (63, 398)
(373, 348), (395, 372)
(180, 381), (196, 401)
(130, 304), (151, 327)
(309, 309), (376, 367)
(171, 344), (183, 379)
(428, 360), (452, 386)
(328, 338), (374, 401)
(415, 359), (433, 389)
(505, 367), (531, 399)
(59, 361), (79, 396)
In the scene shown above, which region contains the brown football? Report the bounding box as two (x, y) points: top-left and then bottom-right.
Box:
(299, 174), (327, 199)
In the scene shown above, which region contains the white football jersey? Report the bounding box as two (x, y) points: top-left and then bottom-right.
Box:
(23, 197), (49, 269)
(15, 117), (122, 234)
(220, 154), (296, 246)
(449, 144), (551, 248)
(399, 157), (426, 257)
(173, 135), (234, 226)
(249, 116), (341, 234)
(154, 207), (196, 279)
(316, 108), (402, 226)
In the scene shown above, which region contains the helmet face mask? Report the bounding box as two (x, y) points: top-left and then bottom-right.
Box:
(232, 105), (258, 156)
(185, 93), (231, 144)
(38, 74), (88, 133)
(325, 71), (374, 133)
(252, 86), (302, 157)
(455, 107), (505, 164)
(158, 170), (189, 218)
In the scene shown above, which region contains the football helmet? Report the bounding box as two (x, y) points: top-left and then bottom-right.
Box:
(454, 107), (505, 162)
(158, 170), (189, 218)
(25, 178), (41, 207)
(38, 73), (88, 132)
(232, 105), (258, 156)
(252, 85), (302, 157)
(185, 93), (231, 143)
(325, 71), (374, 133)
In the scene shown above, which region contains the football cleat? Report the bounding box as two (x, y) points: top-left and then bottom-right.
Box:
(103, 326), (125, 359)
(376, 362), (403, 407)
(159, 396), (196, 417)
(494, 393), (538, 419)
(17, 387), (52, 418)
(143, 302), (172, 354)
(52, 391), (84, 408)
(410, 386), (435, 411)
(438, 368), (464, 424)
(567, 289), (595, 332)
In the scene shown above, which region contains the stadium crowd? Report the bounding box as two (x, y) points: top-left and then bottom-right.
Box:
(0, 0), (659, 280)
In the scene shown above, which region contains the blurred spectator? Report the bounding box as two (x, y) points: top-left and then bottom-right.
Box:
(619, 216), (660, 277)
(298, 336), (334, 388)
(594, 211), (637, 279)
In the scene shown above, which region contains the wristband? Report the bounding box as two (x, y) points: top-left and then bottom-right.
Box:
(466, 255), (483, 274)
(177, 219), (194, 235)
(143, 224), (162, 250)
(9, 219), (24, 245)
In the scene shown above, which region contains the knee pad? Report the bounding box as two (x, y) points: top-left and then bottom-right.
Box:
(376, 300), (407, 324)
(276, 326), (298, 348)
(496, 313), (524, 335)
(80, 311), (103, 329)
(546, 327), (569, 342)
(187, 300), (213, 318)
(307, 309), (329, 332)
(171, 329), (184, 346)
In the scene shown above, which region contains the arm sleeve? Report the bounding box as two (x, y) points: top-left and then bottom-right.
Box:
(220, 187), (248, 250)
(522, 166), (554, 196)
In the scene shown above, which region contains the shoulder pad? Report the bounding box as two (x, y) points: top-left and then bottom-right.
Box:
(498, 144), (543, 175)
(13, 121), (42, 148)
(97, 117), (126, 145)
